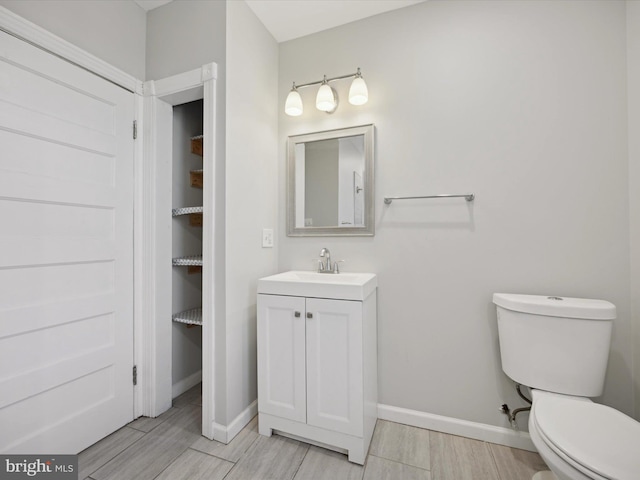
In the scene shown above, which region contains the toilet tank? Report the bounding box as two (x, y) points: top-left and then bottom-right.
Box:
(493, 293), (616, 397)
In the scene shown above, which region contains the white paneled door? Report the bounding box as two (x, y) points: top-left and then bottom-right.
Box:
(0, 31), (134, 453)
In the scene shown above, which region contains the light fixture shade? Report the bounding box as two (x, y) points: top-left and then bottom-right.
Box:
(316, 83), (336, 112)
(285, 88), (303, 116)
(349, 76), (368, 105)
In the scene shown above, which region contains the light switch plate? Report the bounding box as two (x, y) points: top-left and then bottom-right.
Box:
(262, 228), (274, 248)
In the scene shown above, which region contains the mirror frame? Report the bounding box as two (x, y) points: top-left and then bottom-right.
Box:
(287, 124), (375, 237)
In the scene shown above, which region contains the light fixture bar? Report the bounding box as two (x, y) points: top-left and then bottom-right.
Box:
(293, 70), (361, 90)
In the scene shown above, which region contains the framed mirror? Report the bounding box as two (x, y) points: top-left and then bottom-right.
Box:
(287, 124), (375, 236)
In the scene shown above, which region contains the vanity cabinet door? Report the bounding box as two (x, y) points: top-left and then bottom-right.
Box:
(257, 294), (307, 423)
(306, 298), (363, 436)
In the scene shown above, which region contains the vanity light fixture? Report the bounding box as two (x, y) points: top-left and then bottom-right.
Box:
(284, 83), (303, 116)
(284, 68), (368, 116)
(316, 76), (337, 113)
(348, 69), (369, 106)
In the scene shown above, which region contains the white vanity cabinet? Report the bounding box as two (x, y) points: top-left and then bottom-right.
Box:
(256, 271), (377, 465)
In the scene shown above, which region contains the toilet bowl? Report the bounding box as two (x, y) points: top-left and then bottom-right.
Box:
(493, 293), (640, 480)
(527, 390), (640, 480)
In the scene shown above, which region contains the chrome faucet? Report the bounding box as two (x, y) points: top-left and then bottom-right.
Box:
(319, 248), (331, 272)
(318, 248), (341, 274)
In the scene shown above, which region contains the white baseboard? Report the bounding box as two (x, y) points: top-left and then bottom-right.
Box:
(172, 370), (202, 399)
(212, 400), (258, 444)
(378, 404), (536, 452)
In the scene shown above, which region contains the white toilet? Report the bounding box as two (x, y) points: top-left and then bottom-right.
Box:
(493, 293), (640, 480)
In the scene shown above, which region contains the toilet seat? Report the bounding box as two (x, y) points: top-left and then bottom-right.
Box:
(533, 394), (640, 480)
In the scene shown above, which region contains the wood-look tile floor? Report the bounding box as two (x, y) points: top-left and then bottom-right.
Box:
(79, 384), (548, 480)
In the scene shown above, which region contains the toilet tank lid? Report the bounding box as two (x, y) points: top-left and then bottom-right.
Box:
(493, 293), (616, 320)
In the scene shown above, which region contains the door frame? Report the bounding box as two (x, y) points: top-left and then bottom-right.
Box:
(141, 65), (219, 439)
(0, 7), (140, 94)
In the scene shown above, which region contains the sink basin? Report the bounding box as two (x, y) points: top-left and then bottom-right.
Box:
(257, 270), (377, 301)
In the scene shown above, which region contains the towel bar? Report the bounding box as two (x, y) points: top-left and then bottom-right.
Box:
(384, 194), (475, 205)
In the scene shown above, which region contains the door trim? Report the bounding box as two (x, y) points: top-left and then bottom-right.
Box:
(142, 64), (219, 439)
(0, 6), (141, 94)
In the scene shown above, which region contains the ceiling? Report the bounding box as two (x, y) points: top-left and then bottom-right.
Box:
(133, 0), (426, 43)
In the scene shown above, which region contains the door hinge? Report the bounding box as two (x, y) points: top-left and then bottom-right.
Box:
(133, 120), (138, 140)
(133, 365), (138, 385)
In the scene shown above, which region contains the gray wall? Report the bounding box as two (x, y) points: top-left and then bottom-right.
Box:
(628, 0), (640, 420)
(278, 0), (634, 429)
(224, 0), (279, 425)
(0, 0), (146, 79)
(146, 0), (226, 81)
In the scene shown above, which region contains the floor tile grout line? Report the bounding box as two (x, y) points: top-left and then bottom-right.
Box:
(221, 456), (243, 480)
(290, 444), (310, 480)
(127, 425), (148, 433)
(367, 453), (432, 473)
(368, 449), (432, 472)
(85, 405), (201, 480)
(81, 426), (151, 479)
(186, 446), (239, 465)
(230, 431), (260, 463)
(188, 424), (260, 464)
(218, 430), (259, 480)
(128, 406), (181, 433)
(242, 431), (260, 458)
(84, 430), (151, 480)
(149, 444), (192, 480)
(486, 442), (507, 480)
(128, 422), (160, 434)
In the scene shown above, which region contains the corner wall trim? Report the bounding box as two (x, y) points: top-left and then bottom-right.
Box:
(377, 404), (536, 452)
(212, 400), (258, 445)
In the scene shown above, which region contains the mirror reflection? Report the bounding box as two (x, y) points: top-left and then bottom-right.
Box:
(295, 135), (365, 228)
(287, 124), (374, 236)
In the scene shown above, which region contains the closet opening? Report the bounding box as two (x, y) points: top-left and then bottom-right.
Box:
(171, 100), (204, 401)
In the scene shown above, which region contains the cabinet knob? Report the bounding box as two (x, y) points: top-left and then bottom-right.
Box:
(307, 312), (313, 319)
(294, 311), (301, 318)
